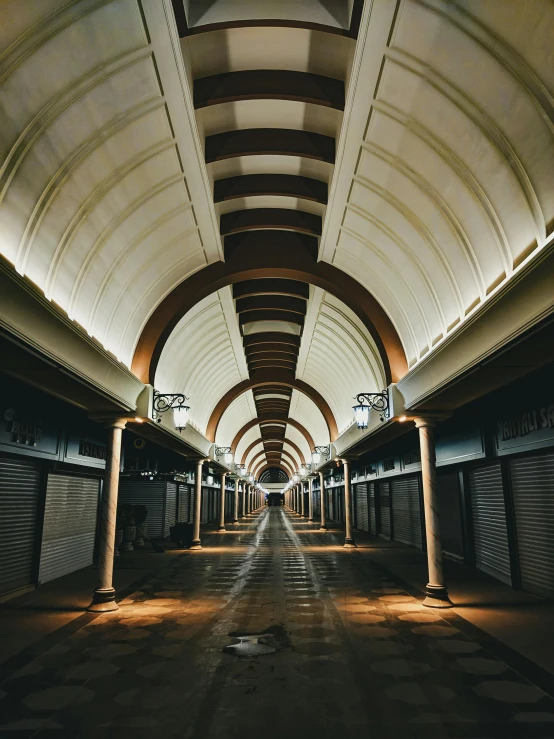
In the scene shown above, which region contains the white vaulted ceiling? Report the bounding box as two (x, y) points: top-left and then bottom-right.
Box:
(1, 0), (553, 480)
(322, 0), (554, 368)
(0, 0), (220, 365)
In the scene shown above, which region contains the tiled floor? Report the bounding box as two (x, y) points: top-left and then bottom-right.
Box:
(1, 508), (554, 738)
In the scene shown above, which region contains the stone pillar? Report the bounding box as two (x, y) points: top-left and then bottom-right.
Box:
(190, 458), (206, 550)
(233, 477), (239, 522)
(308, 476), (314, 522)
(300, 483), (306, 517)
(415, 418), (452, 607)
(218, 472), (227, 532)
(342, 459), (356, 548)
(88, 419), (127, 612)
(319, 471), (327, 530)
(241, 483), (246, 517)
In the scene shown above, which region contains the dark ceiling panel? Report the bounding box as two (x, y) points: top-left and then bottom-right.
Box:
(245, 345), (299, 358)
(233, 279), (309, 300)
(236, 296), (307, 315)
(214, 174), (328, 203)
(239, 310), (304, 327)
(225, 230), (318, 261)
(243, 332), (301, 348)
(220, 208), (322, 236)
(194, 70), (345, 110)
(205, 129), (335, 163)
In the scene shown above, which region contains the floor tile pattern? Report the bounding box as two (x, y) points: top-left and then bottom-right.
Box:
(1, 508), (554, 738)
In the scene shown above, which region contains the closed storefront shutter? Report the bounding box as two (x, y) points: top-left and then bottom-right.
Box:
(379, 481), (391, 538)
(177, 483), (191, 523)
(469, 463), (511, 585)
(118, 481), (166, 538)
(327, 487), (334, 520)
(369, 483), (376, 535)
(201, 487), (209, 523)
(164, 483), (176, 537)
(355, 483), (369, 531)
(510, 453), (554, 599)
(39, 474), (99, 585)
(0, 456), (41, 595)
(313, 488), (320, 516)
(337, 486), (345, 523)
(391, 476), (422, 548)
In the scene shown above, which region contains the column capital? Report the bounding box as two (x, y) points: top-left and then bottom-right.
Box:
(89, 414), (129, 429)
(412, 411), (451, 428)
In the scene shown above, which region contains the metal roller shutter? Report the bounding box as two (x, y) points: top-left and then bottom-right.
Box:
(118, 481), (166, 538)
(313, 487), (320, 516)
(355, 483), (369, 531)
(164, 483), (176, 537)
(201, 487), (210, 524)
(39, 474), (99, 585)
(379, 481), (391, 538)
(0, 456), (41, 595)
(510, 453), (554, 599)
(469, 463), (511, 585)
(391, 476), (422, 548)
(327, 487), (334, 521)
(369, 483), (376, 535)
(177, 484), (190, 523)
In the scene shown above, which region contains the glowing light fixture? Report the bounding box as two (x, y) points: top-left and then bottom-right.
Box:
(215, 446), (233, 465)
(312, 446), (330, 465)
(353, 391), (389, 429)
(153, 391), (190, 433)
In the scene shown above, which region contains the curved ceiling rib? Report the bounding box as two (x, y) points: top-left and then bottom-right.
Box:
(3, 2), (551, 483)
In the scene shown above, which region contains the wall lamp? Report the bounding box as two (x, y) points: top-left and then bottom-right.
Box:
(353, 391), (389, 428)
(312, 446), (330, 465)
(215, 446), (233, 465)
(153, 391), (190, 432)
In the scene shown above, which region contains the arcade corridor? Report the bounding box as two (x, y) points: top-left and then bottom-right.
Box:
(1, 507), (553, 738)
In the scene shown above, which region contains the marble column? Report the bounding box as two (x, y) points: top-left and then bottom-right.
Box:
(88, 419), (127, 612)
(190, 458), (206, 550)
(342, 459), (356, 548)
(301, 482), (306, 517)
(233, 477), (239, 523)
(319, 471), (328, 530)
(308, 476), (314, 522)
(218, 471), (227, 532)
(241, 483), (246, 517)
(415, 418), (452, 607)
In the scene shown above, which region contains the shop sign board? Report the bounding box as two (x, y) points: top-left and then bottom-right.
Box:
(496, 402), (554, 455)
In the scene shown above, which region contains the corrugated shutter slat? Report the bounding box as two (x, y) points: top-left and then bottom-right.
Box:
(39, 474), (99, 585)
(118, 481), (165, 538)
(380, 481), (391, 538)
(510, 453), (554, 599)
(355, 483), (369, 532)
(391, 476), (422, 548)
(469, 463), (511, 585)
(0, 457), (41, 594)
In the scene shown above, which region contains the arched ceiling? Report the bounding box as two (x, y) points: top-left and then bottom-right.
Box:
(1, 0), (553, 479)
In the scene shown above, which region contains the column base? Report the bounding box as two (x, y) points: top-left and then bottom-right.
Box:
(319, 524), (328, 531)
(87, 587), (118, 613)
(307, 518), (314, 522)
(422, 584), (452, 608)
(233, 518), (239, 523)
(343, 539), (357, 548)
(189, 540), (202, 550)
(217, 526), (226, 532)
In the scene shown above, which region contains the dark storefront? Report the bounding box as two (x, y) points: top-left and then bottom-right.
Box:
(350, 363), (554, 600)
(0, 375), (107, 598)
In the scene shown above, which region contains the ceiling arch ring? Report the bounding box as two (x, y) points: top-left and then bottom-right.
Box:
(247, 449), (269, 471)
(231, 417), (315, 453)
(133, 255), (408, 386)
(254, 462), (292, 481)
(204, 372), (339, 443)
(240, 439), (265, 465)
